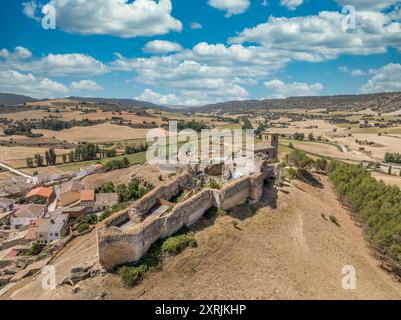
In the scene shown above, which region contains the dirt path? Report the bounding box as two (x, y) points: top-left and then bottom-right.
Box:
(4, 175), (401, 300)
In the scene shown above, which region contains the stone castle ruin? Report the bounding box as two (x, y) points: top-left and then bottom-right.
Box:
(96, 134), (278, 270)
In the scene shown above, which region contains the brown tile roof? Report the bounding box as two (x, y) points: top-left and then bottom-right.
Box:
(80, 189), (95, 202)
(14, 204), (45, 219)
(59, 181), (84, 195)
(25, 187), (54, 200)
(24, 220), (40, 241)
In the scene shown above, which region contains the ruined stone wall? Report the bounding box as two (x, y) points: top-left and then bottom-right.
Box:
(97, 164), (274, 270)
(130, 173), (192, 217)
(219, 176), (252, 211)
(97, 189), (216, 270)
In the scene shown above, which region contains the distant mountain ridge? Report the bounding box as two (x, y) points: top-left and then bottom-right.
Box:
(195, 92), (401, 114)
(0, 93), (37, 105)
(67, 96), (165, 110)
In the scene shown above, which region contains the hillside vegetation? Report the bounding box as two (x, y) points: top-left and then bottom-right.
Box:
(329, 162), (401, 277)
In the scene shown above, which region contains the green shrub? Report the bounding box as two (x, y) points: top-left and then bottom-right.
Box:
(77, 223), (89, 233)
(99, 203), (130, 221)
(285, 150), (313, 169)
(208, 179), (222, 190)
(35, 253), (49, 261)
(116, 228), (196, 287)
(24, 242), (42, 256)
(161, 232), (197, 255)
(117, 265), (148, 287)
(329, 215), (340, 226)
(287, 167), (298, 179)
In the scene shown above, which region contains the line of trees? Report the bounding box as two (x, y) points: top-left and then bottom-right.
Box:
(125, 142), (149, 155)
(384, 152), (401, 164)
(329, 162), (401, 276)
(104, 157), (130, 172)
(26, 148), (56, 168)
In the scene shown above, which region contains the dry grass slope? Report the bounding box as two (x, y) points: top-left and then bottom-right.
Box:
(3, 175), (401, 300)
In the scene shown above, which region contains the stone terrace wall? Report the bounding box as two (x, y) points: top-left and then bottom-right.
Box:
(97, 164), (274, 270)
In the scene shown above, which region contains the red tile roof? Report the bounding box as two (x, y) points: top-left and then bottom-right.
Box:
(25, 187), (54, 200)
(4, 249), (18, 259)
(80, 189), (95, 202)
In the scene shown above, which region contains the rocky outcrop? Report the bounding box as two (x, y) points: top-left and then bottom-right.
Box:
(62, 262), (105, 286)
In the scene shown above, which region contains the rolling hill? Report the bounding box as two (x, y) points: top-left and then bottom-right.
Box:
(196, 92), (401, 114)
(0, 93), (37, 105)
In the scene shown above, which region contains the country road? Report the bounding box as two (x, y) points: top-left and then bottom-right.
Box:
(0, 162), (34, 180)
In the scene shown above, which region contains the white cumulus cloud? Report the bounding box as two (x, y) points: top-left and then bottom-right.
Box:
(143, 40), (183, 54)
(280, 0), (303, 11)
(136, 88), (179, 105)
(70, 80), (103, 91)
(0, 70), (69, 98)
(264, 79), (323, 98)
(23, 0), (182, 38)
(208, 0), (251, 17)
(335, 0), (400, 11)
(360, 63), (401, 93)
(230, 10), (401, 61)
(190, 22), (203, 30)
(0, 49), (109, 77)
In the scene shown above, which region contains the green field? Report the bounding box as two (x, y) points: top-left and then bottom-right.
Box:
(57, 151), (147, 172)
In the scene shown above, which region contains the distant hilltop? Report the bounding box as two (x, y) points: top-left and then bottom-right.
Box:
(1, 91), (401, 113)
(194, 92), (401, 114)
(0, 92), (37, 105)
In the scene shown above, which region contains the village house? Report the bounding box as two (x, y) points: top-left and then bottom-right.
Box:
(10, 204), (45, 229)
(0, 198), (14, 213)
(36, 213), (70, 244)
(80, 189), (95, 213)
(25, 187), (54, 205)
(24, 220), (41, 244)
(57, 181), (84, 207)
(36, 219), (52, 244)
(79, 190), (118, 213)
(59, 206), (86, 219)
(48, 214), (69, 243)
(93, 193), (119, 212)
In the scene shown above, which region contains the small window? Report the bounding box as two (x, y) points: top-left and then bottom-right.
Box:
(55, 233), (59, 236)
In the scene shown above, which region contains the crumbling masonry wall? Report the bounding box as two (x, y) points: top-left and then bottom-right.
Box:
(97, 165), (274, 270)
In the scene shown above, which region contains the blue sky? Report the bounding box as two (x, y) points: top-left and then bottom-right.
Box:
(0, 0), (400, 105)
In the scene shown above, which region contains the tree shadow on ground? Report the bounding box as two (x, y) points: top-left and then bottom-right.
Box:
(297, 170), (324, 188)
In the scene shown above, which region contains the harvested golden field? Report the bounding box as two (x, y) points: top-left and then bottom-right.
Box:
(371, 171), (401, 189)
(0, 146), (71, 168)
(5, 175), (401, 300)
(265, 119), (345, 138)
(32, 123), (157, 143)
(29, 99), (82, 107)
(336, 134), (401, 161)
(69, 111), (164, 125)
(0, 171), (16, 179)
(281, 139), (372, 162)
